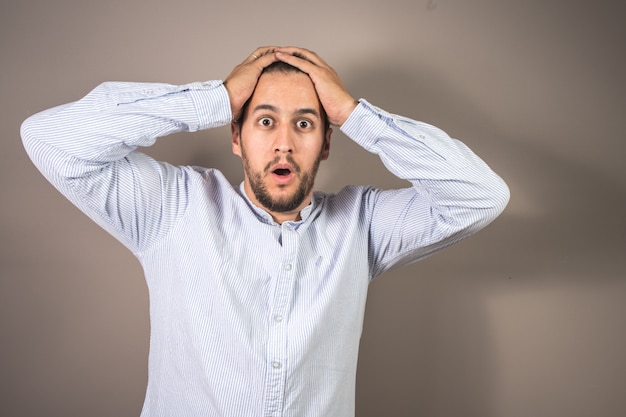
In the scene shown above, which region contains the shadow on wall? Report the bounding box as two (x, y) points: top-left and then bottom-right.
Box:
(337, 63), (626, 417)
(342, 62), (502, 417)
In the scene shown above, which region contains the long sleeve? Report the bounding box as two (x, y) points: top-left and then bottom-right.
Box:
(21, 80), (232, 253)
(341, 100), (510, 277)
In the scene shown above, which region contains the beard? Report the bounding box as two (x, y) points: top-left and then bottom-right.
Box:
(242, 151), (323, 214)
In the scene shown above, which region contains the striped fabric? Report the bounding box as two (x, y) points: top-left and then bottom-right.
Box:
(21, 80), (509, 417)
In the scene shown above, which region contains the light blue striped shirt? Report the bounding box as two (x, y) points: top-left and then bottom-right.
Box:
(21, 80), (509, 417)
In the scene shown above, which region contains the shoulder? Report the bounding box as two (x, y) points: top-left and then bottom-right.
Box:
(313, 185), (380, 218)
(183, 165), (238, 196)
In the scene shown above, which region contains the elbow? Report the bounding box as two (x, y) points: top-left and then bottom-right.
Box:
(459, 173), (511, 232)
(20, 104), (65, 159)
(492, 175), (511, 216)
(20, 113), (40, 157)
(20, 109), (59, 170)
(479, 174), (510, 226)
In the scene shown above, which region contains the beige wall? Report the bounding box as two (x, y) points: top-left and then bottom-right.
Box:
(1, 1), (625, 416)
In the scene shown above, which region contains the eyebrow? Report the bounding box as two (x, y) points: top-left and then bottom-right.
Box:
(294, 108), (321, 119)
(252, 104), (321, 119)
(252, 104), (278, 113)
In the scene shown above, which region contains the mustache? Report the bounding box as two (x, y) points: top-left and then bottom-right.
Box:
(263, 154), (301, 174)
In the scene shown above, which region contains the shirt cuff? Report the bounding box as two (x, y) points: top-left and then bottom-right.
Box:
(340, 99), (390, 152)
(187, 81), (233, 130)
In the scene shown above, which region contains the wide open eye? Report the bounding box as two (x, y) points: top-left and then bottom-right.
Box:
(297, 119), (312, 129)
(258, 117), (274, 127)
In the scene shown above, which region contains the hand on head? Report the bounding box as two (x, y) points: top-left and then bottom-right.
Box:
(274, 47), (358, 126)
(224, 46), (358, 126)
(224, 47), (280, 122)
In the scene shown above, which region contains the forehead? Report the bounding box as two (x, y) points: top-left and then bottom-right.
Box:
(248, 71), (322, 114)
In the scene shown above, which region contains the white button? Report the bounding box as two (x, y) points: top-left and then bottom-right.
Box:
(284, 264), (292, 271)
(275, 315), (283, 322)
(272, 361), (281, 369)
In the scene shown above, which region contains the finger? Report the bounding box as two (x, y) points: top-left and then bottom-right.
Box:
(275, 50), (319, 75)
(276, 46), (327, 67)
(245, 46), (279, 64)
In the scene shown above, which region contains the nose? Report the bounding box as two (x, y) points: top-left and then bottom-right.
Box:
(274, 125), (294, 154)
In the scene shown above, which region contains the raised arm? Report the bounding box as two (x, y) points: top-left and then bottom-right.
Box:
(344, 101), (510, 276)
(21, 80), (233, 253)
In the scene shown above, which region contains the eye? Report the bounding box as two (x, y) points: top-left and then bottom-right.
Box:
(258, 117), (274, 127)
(297, 119), (312, 129)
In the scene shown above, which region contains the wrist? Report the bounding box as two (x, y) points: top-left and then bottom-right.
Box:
(334, 99), (359, 126)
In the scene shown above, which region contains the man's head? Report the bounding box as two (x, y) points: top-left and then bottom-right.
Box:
(231, 60), (332, 223)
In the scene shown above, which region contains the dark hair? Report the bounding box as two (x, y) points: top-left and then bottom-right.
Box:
(236, 60), (330, 132)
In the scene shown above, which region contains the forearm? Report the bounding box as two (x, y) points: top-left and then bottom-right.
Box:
(342, 100), (509, 219)
(21, 80), (231, 177)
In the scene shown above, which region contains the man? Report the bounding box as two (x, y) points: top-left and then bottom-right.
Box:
(21, 46), (509, 417)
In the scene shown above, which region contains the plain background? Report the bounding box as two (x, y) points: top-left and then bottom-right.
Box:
(1, 1), (625, 416)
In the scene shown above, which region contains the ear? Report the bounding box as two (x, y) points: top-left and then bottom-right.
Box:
(321, 127), (332, 160)
(231, 122), (242, 158)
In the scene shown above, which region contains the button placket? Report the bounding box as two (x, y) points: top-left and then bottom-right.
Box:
(262, 224), (298, 415)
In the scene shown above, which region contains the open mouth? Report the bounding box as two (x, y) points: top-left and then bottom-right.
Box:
(273, 168), (292, 176)
(270, 164), (295, 184)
